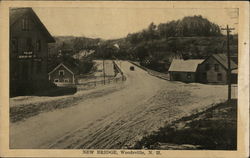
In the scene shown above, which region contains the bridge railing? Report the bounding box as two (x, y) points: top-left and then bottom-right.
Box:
(76, 75), (126, 91)
(129, 60), (170, 80)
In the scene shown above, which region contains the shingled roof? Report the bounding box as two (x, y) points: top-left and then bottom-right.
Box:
(168, 59), (205, 72)
(10, 7), (55, 43)
(212, 54), (237, 70)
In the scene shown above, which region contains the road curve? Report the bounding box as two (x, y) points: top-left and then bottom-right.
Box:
(10, 61), (227, 149)
(10, 61), (165, 148)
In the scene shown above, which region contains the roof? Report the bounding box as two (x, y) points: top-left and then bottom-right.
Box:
(48, 62), (78, 75)
(10, 8), (55, 43)
(211, 54), (237, 70)
(168, 59), (204, 72)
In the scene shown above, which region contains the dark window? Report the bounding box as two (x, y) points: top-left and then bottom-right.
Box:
(214, 64), (219, 71)
(205, 64), (210, 71)
(26, 38), (32, 51)
(11, 38), (18, 53)
(187, 72), (191, 79)
(36, 40), (41, 52)
(22, 17), (29, 31)
(59, 70), (64, 76)
(217, 73), (222, 81)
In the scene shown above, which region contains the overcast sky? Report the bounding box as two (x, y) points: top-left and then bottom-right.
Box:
(33, 7), (238, 39)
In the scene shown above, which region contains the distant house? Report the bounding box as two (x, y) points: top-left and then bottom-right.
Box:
(197, 54), (237, 84)
(48, 63), (78, 86)
(73, 50), (95, 60)
(168, 54), (238, 84)
(10, 8), (55, 96)
(168, 59), (204, 82)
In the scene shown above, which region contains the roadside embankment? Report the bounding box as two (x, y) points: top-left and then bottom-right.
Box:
(10, 83), (125, 123)
(129, 61), (169, 80)
(133, 99), (237, 150)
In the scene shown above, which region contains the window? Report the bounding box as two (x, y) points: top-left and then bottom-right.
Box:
(54, 79), (59, 82)
(217, 73), (222, 81)
(205, 64), (210, 71)
(11, 38), (18, 53)
(59, 70), (64, 76)
(36, 40), (41, 52)
(187, 72), (191, 79)
(22, 16), (29, 31)
(214, 64), (219, 71)
(26, 38), (32, 51)
(64, 79), (69, 82)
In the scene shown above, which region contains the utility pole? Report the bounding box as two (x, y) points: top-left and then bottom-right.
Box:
(98, 42), (105, 85)
(102, 48), (105, 85)
(221, 25), (235, 103)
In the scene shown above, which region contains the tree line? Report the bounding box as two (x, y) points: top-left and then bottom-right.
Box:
(49, 15), (238, 73)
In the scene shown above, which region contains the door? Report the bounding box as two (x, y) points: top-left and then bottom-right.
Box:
(201, 72), (207, 83)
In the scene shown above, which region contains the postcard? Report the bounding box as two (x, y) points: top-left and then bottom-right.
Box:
(0, 1), (249, 157)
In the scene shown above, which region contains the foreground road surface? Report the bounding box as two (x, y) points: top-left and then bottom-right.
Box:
(10, 61), (227, 149)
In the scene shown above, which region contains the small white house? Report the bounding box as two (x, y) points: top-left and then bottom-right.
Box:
(48, 63), (77, 86)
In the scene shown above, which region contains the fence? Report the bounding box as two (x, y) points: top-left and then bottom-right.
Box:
(113, 60), (123, 75)
(76, 75), (126, 91)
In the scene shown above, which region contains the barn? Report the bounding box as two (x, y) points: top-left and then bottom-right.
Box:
(168, 59), (204, 82)
(10, 8), (55, 96)
(48, 63), (78, 86)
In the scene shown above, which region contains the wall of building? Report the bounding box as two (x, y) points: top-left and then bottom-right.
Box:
(10, 15), (49, 79)
(170, 71), (196, 82)
(49, 65), (74, 84)
(10, 12), (51, 95)
(197, 57), (227, 84)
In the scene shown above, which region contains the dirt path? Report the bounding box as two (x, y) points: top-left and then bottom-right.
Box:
(10, 61), (227, 149)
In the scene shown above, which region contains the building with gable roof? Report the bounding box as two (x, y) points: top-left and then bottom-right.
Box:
(197, 54), (237, 84)
(168, 54), (238, 84)
(10, 7), (55, 96)
(48, 62), (78, 86)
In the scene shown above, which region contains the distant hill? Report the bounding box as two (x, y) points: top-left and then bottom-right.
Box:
(122, 16), (237, 70)
(48, 15), (238, 72)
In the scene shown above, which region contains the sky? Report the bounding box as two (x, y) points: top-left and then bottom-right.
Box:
(33, 7), (238, 39)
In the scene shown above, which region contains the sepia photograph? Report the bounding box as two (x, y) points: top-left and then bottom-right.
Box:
(0, 1), (249, 157)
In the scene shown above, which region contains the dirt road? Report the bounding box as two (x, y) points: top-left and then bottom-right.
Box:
(10, 61), (227, 149)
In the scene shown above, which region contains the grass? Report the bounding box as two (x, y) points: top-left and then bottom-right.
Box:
(133, 99), (237, 150)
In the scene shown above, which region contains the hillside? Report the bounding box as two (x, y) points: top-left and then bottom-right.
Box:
(49, 36), (101, 56)
(48, 15), (238, 72)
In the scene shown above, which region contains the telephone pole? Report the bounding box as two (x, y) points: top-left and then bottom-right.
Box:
(103, 58), (105, 85)
(102, 49), (105, 85)
(221, 25), (235, 103)
(98, 42), (105, 85)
